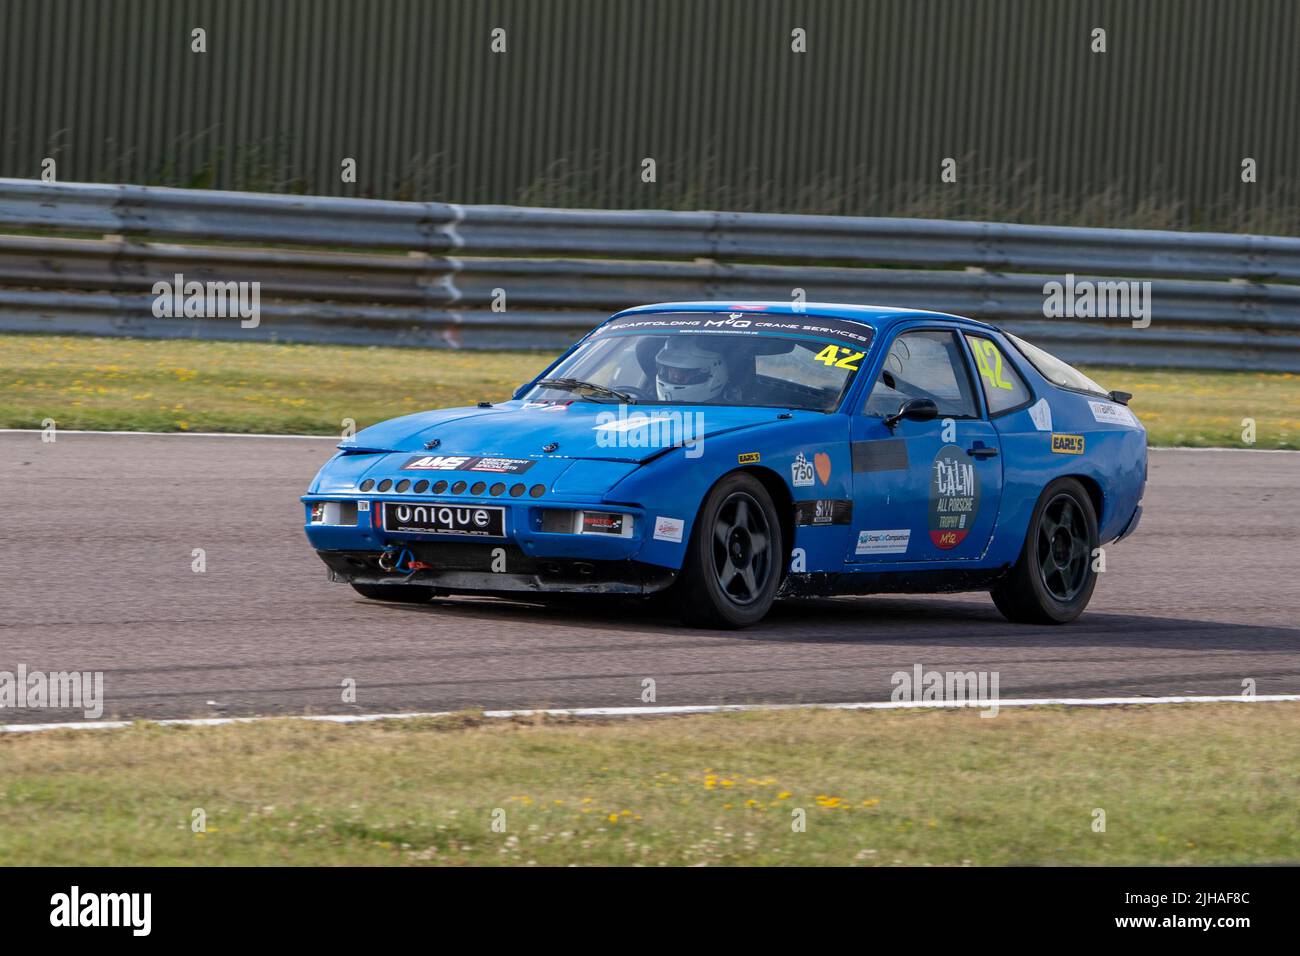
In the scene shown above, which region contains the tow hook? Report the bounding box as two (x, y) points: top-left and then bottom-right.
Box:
(378, 547), (435, 575)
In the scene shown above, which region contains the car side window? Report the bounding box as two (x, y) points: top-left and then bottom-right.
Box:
(864, 330), (978, 419)
(964, 334), (1032, 414)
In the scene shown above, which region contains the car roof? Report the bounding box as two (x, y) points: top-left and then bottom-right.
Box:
(609, 301), (1000, 335)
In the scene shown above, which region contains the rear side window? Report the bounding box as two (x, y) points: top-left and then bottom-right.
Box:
(964, 334), (1032, 414)
(1006, 333), (1107, 397)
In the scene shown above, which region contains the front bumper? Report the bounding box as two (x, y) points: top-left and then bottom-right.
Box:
(302, 493), (649, 562)
(317, 545), (677, 595)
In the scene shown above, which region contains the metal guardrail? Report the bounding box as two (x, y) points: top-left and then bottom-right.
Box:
(2, 178), (1299, 369)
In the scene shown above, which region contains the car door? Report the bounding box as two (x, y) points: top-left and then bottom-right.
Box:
(847, 326), (1004, 564)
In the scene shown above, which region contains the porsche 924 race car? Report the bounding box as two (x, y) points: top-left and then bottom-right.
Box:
(303, 302), (1146, 628)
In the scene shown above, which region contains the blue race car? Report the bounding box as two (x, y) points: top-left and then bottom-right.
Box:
(303, 302), (1146, 628)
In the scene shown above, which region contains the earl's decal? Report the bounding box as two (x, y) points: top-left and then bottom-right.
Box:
(1050, 433), (1085, 455)
(738, 451), (761, 464)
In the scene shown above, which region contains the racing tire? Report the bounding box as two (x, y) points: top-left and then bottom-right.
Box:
(678, 473), (783, 629)
(991, 477), (1099, 624)
(349, 582), (438, 604)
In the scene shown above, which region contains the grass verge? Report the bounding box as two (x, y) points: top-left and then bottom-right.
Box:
(1, 334), (1297, 448)
(0, 334), (552, 435)
(1, 704), (1296, 865)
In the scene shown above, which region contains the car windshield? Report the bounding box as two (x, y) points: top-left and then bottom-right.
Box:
(525, 312), (876, 411)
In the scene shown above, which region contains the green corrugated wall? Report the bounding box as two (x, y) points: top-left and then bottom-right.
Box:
(2, 0), (1296, 231)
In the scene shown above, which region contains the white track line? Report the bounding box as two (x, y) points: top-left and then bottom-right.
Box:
(1, 428), (1296, 452)
(1148, 445), (1300, 453)
(3, 694), (1298, 734)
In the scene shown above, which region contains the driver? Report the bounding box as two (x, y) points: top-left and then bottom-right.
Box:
(654, 339), (729, 402)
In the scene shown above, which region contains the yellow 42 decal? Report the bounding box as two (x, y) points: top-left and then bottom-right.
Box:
(813, 345), (864, 370)
(970, 337), (1013, 391)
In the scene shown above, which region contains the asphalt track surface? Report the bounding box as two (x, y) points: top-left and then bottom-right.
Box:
(2, 432), (1298, 724)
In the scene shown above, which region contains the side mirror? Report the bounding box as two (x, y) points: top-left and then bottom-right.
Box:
(884, 397), (939, 431)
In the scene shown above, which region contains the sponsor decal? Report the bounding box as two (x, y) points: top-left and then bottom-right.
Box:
(590, 312), (875, 347)
(402, 455), (535, 473)
(384, 502), (506, 537)
(1027, 397), (1053, 431)
(852, 438), (909, 473)
(469, 457), (536, 474)
(1050, 433), (1086, 455)
(856, 528), (911, 555)
(580, 511), (628, 535)
(1088, 400), (1139, 427)
(929, 445), (980, 549)
(794, 499), (853, 526)
(652, 515), (685, 543)
(814, 452), (832, 484)
(738, 451), (761, 464)
(522, 400), (571, 412)
(403, 454), (474, 471)
(791, 453), (815, 487)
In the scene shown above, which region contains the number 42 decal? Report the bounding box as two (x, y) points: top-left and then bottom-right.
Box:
(813, 345), (864, 370)
(971, 338), (1014, 390)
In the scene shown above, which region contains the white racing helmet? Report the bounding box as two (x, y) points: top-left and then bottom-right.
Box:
(654, 339), (728, 402)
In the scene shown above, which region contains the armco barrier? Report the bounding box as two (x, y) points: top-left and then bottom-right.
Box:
(1, 179), (1298, 369)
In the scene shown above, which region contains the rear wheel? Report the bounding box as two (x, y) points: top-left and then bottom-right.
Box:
(678, 473), (783, 628)
(350, 582), (438, 604)
(991, 477), (1098, 624)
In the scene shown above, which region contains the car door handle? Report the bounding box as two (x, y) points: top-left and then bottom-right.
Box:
(966, 443), (998, 459)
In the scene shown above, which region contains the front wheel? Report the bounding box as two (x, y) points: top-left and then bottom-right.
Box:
(991, 477), (1099, 624)
(350, 582), (438, 604)
(678, 473), (783, 628)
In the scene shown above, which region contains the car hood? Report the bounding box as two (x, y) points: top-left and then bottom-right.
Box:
(344, 400), (801, 463)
